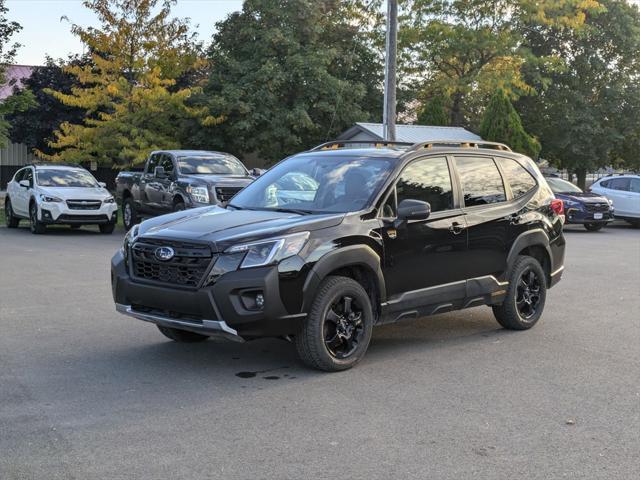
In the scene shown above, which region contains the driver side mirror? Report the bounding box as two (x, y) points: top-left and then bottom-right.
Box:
(98, 181), (107, 188)
(19, 179), (30, 188)
(397, 199), (431, 221)
(251, 168), (266, 177)
(154, 166), (166, 178)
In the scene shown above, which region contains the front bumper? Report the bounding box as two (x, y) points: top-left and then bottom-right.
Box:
(110, 250), (305, 339)
(39, 201), (118, 224)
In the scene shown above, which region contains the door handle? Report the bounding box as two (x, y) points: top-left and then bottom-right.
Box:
(449, 221), (465, 235)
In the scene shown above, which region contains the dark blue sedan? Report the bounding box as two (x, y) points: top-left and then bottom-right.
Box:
(545, 176), (614, 231)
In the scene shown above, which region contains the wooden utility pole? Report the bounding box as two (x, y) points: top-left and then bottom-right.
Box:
(383, 0), (398, 141)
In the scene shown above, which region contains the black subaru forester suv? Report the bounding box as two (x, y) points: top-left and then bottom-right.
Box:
(111, 140), (566, 371)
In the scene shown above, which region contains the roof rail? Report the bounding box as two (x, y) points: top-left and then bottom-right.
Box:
(27, 161), (83, 169)
(406, 140), (512, 153)
(310, 140), (413, 151)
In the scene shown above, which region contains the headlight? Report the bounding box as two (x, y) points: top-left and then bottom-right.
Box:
(39, 194), (62, 203)
(187, 185), (209, 203)
(226, 232), (309, 269)
(563, 199), (579, 208)
(104, 196), (115, 204)
(122, 224), (139, 262)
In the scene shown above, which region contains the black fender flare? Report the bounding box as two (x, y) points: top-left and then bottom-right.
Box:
(506, 228), (552, 278)
(301, 244), (386, 312)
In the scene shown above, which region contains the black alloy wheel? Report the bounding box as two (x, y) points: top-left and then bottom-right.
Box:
(29, 203), (45, 234)
(323, 295), (365, 359)
(515, 268), (542, 321)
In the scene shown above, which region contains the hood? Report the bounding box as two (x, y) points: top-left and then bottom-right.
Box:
(555, 192), (609, 204)
(137, 206), (344, 251)
(180, 174), (254, 187)
(39, 186), (112, 200)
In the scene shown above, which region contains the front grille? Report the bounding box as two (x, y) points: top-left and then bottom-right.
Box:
(130, 239), (215, 287)
(215, 186), (243, 203)
(584, 203), (609, 213)
(66, 199), (102, 210)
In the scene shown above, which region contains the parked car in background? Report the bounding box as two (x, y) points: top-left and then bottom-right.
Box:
(5, 164), (118, 234)
(111, 140), (565, 371)
(545, 176), (614, 231)
(589, 174), (640, 228)
(116, 150), (260, 230)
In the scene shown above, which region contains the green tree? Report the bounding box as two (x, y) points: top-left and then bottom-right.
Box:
(480, 88), (540, 157)
(400, 0), (602, 128)
(417, 95), (449, 126)
(189, 0), (384, 163)
(0, 0), (24, 146)
(40, 0), (207, 166)
(517, 0), (640, 188)
(6, 56), (88, 155)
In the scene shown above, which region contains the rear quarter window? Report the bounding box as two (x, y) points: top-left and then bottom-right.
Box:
(496, 158), (537, 198)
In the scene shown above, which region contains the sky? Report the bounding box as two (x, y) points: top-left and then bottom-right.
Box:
(7, 0), (244, 66)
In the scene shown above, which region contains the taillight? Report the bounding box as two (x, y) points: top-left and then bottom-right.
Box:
(550, 198), (564, 216)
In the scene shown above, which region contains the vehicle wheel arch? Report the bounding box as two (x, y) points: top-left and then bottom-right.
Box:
(506, 229), (552, 287)
(173, 195), (185, 207)
(302, 245), (385, 321)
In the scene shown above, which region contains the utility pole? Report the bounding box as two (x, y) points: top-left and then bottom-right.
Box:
(383, 0), (398, 141)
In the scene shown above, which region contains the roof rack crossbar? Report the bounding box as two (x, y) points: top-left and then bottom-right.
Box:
(310, 140), (413, 151)
(407, 140), (512, 153)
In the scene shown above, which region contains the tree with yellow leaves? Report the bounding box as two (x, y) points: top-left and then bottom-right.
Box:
(39, 0), (212, 166)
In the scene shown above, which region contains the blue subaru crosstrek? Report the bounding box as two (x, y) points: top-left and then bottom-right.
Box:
(545, 176), (614, 231)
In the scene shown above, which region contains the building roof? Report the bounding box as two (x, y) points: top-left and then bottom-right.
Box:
(0, 64), (37, 100)
(338, 122), (481, 143)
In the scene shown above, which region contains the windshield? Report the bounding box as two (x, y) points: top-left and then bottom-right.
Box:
(229, 154), (396, 214)
(177, 155), (246, 175)
(36, 169), (98, 188)
(546, 177), (583, 194)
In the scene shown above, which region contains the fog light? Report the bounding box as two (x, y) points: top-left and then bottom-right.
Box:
(255, 293), (265, 309)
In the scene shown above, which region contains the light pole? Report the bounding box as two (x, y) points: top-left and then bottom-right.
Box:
(382, 0), (398, 141)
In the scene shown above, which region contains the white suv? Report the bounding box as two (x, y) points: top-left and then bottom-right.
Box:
(5, 164), (118, 234)
(590, 174), (640, 228)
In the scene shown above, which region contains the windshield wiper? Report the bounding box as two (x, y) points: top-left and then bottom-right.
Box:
(269, 207), (313, 215)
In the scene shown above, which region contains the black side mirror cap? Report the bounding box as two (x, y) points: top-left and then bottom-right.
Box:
(251, 168), (266, 176)
(397, 199), (431, 221)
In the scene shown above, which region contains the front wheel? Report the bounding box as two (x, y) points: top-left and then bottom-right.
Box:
(584, 223), (604, 231)
(99, 223), (115, 234)
(295, 276), (374, 371)
(29, 203), (46, 234)
(492, 256), (547, 330)
(122, 198), (139, 231)
(5, 199), (19, 228)
(157, 326), (209, 343)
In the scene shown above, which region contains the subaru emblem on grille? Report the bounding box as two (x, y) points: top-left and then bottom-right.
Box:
(155, 246), (175, 261)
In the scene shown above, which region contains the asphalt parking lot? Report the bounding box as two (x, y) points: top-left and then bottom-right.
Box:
(1, 221), (639, 479)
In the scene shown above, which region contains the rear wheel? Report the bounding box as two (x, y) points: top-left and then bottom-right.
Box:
(173, 200), (185, 212)
(493, 256), (547, 330)
(4, 199), (19, 228)
(584, 223), (604, 231)
(122, 197), (139, 231)
(29, 203), (46, 234)
(157, 325), (209, 343)
(295, 276), (374, 371)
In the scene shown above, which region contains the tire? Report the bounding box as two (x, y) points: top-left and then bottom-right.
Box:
(295, 276), (374, 372)
(99, 223), (115, 234)
(626, 219), (640, 229)
(4, 199), (19, 228)
(29, 202), (46, 234)
(584, 223), (604, 231)
(157, 325), (209, 343)
(492, 255), (547, 330)
(122, 197), (139, 231)
(173, 200), (185, 212)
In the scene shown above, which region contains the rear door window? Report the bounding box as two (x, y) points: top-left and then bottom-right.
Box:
(496, 158), (537, 198)
(158, 154), (174, 176)
(455, 156), (506, 207)
(607, 178), (631, 191)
